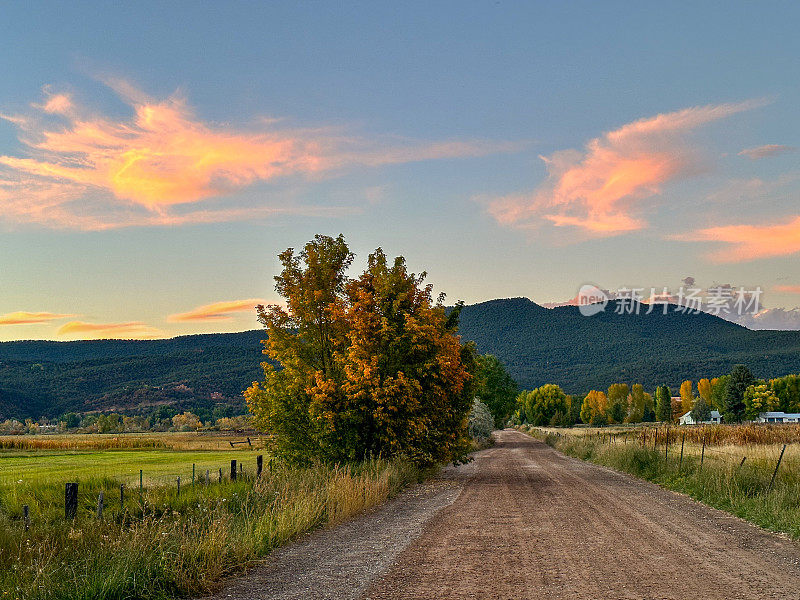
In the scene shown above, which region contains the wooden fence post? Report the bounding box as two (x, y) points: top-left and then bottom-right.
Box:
(192, 464), (196, 487)
(665, 426), (669, 461)
(23, 505), (29, 531)
(679, 432), (685, 473)
(65, 483), (78, 520)
(177, 476), (181, 496)
(768, 444), (787, 492)
(257, 455), (263, 477)
(97, 492), (104, 520)
(700, 428), (707, 472)
(218, 468), (223, 483)
(738, 456), (747, 470)
(231, 460), (237, 481)
(139, 469), (143, 493)
(120, 484), (124, 510)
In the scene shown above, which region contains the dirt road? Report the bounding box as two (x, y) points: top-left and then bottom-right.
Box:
(209, 429), (800, 599)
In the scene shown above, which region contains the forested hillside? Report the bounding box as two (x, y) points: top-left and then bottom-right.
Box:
(3, 298), (800, 418)
(457, 298), (800, 393)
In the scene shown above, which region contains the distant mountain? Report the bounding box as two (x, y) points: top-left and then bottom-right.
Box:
(456, 298), (800, 394)
(3, 297), (800, 418)
(0, 331), (266, 419)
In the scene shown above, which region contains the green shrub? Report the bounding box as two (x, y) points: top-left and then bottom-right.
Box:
(468, 398), (494, 441)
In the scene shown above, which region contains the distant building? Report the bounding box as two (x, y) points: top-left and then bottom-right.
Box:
(755, 412), (800, 424)
(679, 410), (722, 425)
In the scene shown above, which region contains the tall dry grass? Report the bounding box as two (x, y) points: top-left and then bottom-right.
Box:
(537, 422), (800, 446)
(0, 458), (419, 600)
(0, 431), (265, 452)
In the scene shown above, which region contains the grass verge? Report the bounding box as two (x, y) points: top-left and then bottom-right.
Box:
(0, 458), (419, 600)
(519, 426), (800, 539)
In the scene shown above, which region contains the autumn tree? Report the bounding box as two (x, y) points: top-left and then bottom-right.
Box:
(246, 236), (476, 466)
(474, 354), (518, 427)
(697, 378), (712, 404)
(743, 383), (780, 420)
(655, 385), (672, 422)
(245, 234), (353, 462)
(607, 383), (629, 424)
(679, 380), (694, 416)
(524, 384), (569, 426)
(580, 390), (608, 424)
(336, 248), (476, 465)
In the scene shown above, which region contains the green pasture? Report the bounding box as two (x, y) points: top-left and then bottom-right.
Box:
(0, 447), (264, 488)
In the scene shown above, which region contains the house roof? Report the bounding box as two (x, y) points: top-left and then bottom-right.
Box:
(760, 412), (800, 418)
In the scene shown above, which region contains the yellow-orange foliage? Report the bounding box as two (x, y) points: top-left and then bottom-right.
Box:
(679, 380), (694, 416)
(246, 236), (475, 465)
(580, 390), (608, 424)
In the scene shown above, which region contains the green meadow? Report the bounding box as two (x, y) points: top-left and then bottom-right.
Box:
(0, 432), (419, 600)
(0, 447), (262, 488)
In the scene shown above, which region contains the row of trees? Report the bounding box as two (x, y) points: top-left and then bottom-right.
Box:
(514, 383), (656, 427)
(674, 368), (800, 422)
(514, 365), (800, 427)
(0, 412), (253, 435)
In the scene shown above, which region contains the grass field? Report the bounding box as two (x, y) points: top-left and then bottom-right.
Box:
(0, 432), (265, 490)
(522, 424), (800, 539)
(0, 432), (420, 600)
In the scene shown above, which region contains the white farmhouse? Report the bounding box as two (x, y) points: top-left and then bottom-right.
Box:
(755, 412), (800, 423)
(679, 410), (722, 425)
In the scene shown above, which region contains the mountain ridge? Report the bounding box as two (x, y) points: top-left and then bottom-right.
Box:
(2, 297), (800, 418)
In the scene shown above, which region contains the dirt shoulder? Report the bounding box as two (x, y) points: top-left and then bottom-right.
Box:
(199, 473), (465, 600)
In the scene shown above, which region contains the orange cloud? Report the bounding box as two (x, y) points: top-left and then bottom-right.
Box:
(487, 100), (765, 235)
(775, 285), (800, 294)
(738, 144), (796, 160)
(686, 216), (800, 262)
(57, 320), (163, 339)
(0, 311), (75, 325)
(0, 82), (510, 230)
(167, 298), (265, 322)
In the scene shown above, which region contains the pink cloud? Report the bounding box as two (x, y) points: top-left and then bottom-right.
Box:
(775, 285), (800, 294)
(0, 81), (509, 230)
(0, 311), (75, 326)
(738, 144), (796, 160)
(56, 320), (163, 339)
(487, 100), (765, 235)
(686, 216), (800, 262)
(167, 298), (265, 322)
(40, 93), (73, 115)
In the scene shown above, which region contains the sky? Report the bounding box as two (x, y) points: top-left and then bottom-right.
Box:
(1, 1), (800, 341)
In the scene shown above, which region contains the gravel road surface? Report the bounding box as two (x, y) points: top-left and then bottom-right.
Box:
(206, 429), (800, 599)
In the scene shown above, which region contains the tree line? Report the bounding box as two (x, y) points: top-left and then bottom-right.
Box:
(513, 365), (800, 426)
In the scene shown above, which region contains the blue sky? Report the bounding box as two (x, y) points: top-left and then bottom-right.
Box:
(1, 2), (799, 340)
